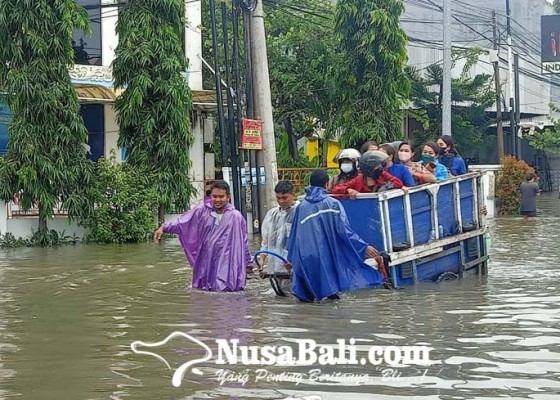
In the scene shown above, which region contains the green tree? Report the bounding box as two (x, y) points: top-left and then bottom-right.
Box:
(201, 0), (339, 166)
(528, 104), (560, 154)
(265, 0), (340, 163)
(334, 0), (410, 147)
(113, 0), (194, 223)
(0, 0), (94, 232)
(81, 152), (158, 244)
(554, 0), (560, 14)
(407, 50), (495, 156)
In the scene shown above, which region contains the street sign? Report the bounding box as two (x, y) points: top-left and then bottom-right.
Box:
(240, 118), (263, 150)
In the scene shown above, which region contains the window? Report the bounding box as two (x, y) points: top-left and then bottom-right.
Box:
(80, 104), (105, 161)
(0, 102), (105, 160)
(0, 101), (12, 155)
(74, 0), (102, 65)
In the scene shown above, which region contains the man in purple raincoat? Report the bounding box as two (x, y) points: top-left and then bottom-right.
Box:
(153, 180), (252, 292)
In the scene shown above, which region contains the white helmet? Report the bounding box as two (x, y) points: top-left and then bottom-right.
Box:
(336, 148), (361, 163)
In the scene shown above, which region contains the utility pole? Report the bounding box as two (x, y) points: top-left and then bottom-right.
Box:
(220, 0), (241, 210)
(209, 0), (228, 178)
(442, 0), (452, 136)
(241, 0), (261, 234)
(250, 0), (278, 224)
(514, 53), (522, 159)
(232, 0), (247, 217)
(492, 11), (505, 159)
(506, 0), (517, 157)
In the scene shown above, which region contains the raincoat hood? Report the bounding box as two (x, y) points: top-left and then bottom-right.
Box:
(305, 186), (329, 203)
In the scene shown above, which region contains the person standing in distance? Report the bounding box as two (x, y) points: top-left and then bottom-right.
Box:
(520, 173), (540, 221)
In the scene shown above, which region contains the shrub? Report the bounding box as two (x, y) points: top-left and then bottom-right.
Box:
(495, 155), (534, 215)
(0, 230), (79, 248)
(80, 153), (158, 243)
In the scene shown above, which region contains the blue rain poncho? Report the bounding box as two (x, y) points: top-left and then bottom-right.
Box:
(287, 186), (385, 302)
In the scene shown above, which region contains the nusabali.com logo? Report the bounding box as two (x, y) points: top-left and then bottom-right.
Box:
(131, 331), (435, 387)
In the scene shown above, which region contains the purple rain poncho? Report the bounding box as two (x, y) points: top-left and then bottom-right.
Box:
(162, 199), (252, 292)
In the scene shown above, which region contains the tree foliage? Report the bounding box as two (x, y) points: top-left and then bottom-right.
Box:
(407, 49), (495, 156)
(528, 104), (560, 154)
(334, 0), (410, 147)
(80, 152), (158, 244)
(265, 0), (340, 160)
(554, 0), (560, 14)
(495, 155), (534, 215)
(0, 0), (95, 230)
(201, 0), (339, 166)
(113, 0), (195, 221)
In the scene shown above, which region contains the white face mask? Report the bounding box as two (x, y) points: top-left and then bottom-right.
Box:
(398, 151), (413, 163)
(340, 163), (354, 174)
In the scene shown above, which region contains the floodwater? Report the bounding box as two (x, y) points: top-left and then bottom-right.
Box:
(0, 194), (559, 400)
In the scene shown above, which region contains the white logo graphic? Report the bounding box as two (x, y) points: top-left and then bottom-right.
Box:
(131, 331), (212, 387)
(131, 333), (435, 388)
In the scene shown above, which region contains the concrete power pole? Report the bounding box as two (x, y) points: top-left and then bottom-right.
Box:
(492, 11), (505, 159)
(250, 0), (278, 225)
(442, 0), (452, 136)
(441, 0), (452, 135)
(506, 0), (517, 157)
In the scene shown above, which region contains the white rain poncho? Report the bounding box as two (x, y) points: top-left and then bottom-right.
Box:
(260, 201), (300, 273)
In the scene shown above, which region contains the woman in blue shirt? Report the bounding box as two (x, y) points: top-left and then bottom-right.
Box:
(420, 142), (449, 182)
(437, 135), (467, 176)
(379, 143), (416, 187)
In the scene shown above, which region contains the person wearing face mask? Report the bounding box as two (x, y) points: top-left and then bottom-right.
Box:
(398, 141), (436, 184)
(437, 135), (467, 176)
(331, 150), (404, 198)
(420, 142), (449, 182)
(327, 148), (361, 192)
(397, 141), (416, 166)
(379, 143), (416, 187)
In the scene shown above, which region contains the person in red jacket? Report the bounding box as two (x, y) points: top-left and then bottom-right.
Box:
(332, 150), (404, 199)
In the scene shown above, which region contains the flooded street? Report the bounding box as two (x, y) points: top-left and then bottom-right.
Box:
(0, 193), (559, 399)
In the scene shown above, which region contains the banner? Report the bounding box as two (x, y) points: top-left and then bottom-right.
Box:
(542, 15), (560, 74)
(241, 118), (263, 150)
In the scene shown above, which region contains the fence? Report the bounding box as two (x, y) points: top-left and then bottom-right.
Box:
(277, 167), (338, 193)
(7, 198), (67, 218)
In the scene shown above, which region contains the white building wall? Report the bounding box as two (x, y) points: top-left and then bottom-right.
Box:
(0, 203), (7, 235)
(101, 0), (119, 67)
(190, 112), (206, 207)
(103, 105), (122, 161)
(186, 0), (203, 90)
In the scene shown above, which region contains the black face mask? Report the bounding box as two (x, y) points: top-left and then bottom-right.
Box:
(439, 152), (454, 170)
(438, 146), (447, 156)
(372, 169), (383, 180)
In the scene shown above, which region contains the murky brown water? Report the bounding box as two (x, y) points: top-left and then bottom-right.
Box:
(0, 194), (559, 399)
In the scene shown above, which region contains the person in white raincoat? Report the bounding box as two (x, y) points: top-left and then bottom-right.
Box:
(260, 180), (299, 294)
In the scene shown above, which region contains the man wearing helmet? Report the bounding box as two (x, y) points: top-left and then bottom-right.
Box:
(327, 148), (361, 191)
(332, 150), (404, 198)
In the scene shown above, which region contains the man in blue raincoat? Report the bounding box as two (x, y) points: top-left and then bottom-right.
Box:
(287, 169), (385, 302)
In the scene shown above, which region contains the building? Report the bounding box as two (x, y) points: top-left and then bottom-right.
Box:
(0, 0), (217, 237)
(402, 0), (560, 190)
